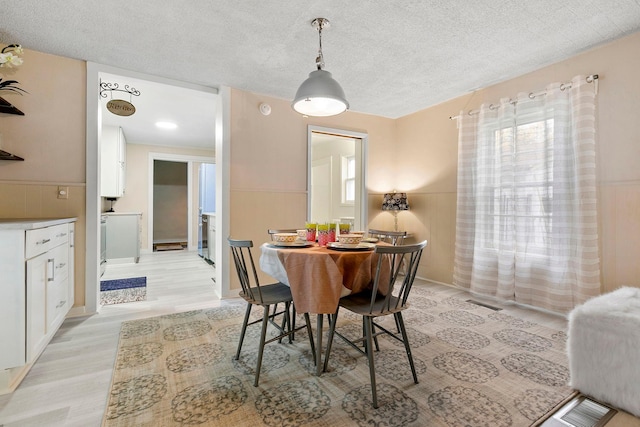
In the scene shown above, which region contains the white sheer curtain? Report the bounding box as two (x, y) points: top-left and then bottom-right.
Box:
(453, 75), (600, 313)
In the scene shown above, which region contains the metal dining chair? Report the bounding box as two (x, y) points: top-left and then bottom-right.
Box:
(323, 240), (428, 408)
(367, 229), (410, 340)
(228, 237), (316, 386)
(367, 228), (407, 245)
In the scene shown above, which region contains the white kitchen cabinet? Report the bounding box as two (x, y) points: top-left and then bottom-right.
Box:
(0, 218), (76, 394)
(100, 125), (127, 197)
(105, 213), (141, 263)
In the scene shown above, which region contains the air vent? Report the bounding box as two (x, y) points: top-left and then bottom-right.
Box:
(561, 398), (615, 427)
(544, 395), (617, 427)
(466, 299), (502, 311)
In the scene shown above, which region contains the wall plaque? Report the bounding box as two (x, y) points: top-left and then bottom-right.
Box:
(106, 99), (136, 116)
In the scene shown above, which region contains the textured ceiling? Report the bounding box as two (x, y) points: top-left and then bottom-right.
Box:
(2, 1), (640, 120)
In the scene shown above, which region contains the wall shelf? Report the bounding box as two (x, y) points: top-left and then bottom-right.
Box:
(0, 96), (25, 160)
(0, 149), (24, 161)
(0, 96), (24, 115)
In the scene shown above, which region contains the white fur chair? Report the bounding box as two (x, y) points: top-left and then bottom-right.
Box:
(567, 286), (640, 417)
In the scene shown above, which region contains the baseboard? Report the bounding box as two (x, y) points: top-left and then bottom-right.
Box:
(66, 306), (95, 318)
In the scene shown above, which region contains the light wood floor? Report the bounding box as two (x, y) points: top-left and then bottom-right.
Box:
(0, 249), (638, 427)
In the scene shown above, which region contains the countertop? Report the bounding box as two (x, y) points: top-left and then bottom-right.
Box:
(0, 217), (77, 230)
(102, 212), (142, 216)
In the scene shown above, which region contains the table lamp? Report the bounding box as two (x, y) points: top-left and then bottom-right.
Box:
(382, 191), (409, 231)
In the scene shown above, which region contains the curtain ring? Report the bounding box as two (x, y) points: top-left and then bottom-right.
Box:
(560, 83), (567, 91)
(528, 92), (535, 99)
(489, 103), (495, 110)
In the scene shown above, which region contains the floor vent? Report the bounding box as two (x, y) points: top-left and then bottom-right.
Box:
(543, 395), (617, 427)
(465, 299), (502, 311)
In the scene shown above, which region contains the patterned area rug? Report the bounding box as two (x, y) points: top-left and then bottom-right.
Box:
(100, 277), (147, 305)
(102, 285), (573, 426)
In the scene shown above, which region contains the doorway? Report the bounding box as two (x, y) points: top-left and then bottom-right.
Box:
(85, 62), (226, 314)
(307, 126), (368, 231)
(153, 160), (188, 251)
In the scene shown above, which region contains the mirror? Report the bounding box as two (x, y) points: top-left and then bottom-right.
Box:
(307, 126), (368, 231)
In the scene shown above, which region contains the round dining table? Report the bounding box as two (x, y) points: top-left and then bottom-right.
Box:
(259, 241), (391, 375)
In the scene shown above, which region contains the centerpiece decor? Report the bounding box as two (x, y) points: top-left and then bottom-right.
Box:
(0, 44), (26, 95)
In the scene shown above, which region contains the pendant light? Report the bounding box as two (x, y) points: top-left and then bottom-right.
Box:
(292, 18), (349, 117)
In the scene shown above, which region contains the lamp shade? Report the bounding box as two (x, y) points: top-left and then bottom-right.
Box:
(382, 192), (409, 211)
(292, 69), (349, 117)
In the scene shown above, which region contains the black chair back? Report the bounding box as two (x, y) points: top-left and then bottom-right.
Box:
(228, 237), (264, 303)
(367, 229), (408, 246)
(370, 240), (427, 315)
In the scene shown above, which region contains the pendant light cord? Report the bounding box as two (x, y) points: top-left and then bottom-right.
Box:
(315, 21), (325, 70)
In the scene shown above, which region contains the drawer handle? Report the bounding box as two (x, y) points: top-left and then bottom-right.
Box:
(56, 232), (68, 238)
(57, 262), (66, 269)
(38, 238), (51, 245)
(56, 300), (67, 309)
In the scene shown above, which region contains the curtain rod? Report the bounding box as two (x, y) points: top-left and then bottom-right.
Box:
(449, 74), (598, 120)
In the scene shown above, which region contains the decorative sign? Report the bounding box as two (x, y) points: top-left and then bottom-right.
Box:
(106, 99), (136, 116)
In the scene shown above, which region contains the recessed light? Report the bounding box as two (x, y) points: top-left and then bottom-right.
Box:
(155, 121), (177, 130)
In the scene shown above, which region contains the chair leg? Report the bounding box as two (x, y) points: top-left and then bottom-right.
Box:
(304, 312), (316, 365)
(372, 319), (380, 352)
(254, 305), (271, 387)
(291, 304), (297, 341)
(285, 301), (293, 344)
(235, 302), (252, 360)
(322, 311), (339, 372)
(364, 316), (378, 409)
(363, 317), (380, 352)
(396, 312), (418, 384)
(273, 302), (287, 344)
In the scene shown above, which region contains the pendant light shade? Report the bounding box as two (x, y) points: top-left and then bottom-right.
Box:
(292, 18), (349, 117)
(292, 69), (349, 116)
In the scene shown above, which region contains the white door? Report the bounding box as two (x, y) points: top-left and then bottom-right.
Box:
(311, 157), (332, 223)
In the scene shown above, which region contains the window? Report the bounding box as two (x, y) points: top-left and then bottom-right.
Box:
(453, 75), (600, 312)
(342, 156), (355, 204)
(479, 115), (554, 256)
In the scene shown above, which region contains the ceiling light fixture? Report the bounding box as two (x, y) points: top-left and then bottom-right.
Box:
(155, 121), (177, 130)
(292, 18), (349, 117)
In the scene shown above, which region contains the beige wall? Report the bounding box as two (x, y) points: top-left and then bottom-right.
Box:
(3, 30), (639, 308)
(228, 89), (396, 288)
(0, 47), (87, 306)
(395, 31), (640, 293)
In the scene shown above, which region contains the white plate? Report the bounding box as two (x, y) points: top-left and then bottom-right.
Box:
(268, 241), (314, 248)
(327, 242), (376, 251)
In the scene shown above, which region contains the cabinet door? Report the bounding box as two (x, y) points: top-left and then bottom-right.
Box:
(26, 252), (48, 362)
(46, 244), (69, 330)
(118, 127), (127, 195)
(100, 125), (126, 197)
(0, 230), (26, 369)
(68, 223), (75, 308)
(106, 214), (140, 261)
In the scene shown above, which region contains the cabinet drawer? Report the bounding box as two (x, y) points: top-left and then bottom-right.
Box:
(46, 278), (67, 329)
(26, 224), (69, 259)
(50, 224), (70, 250)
